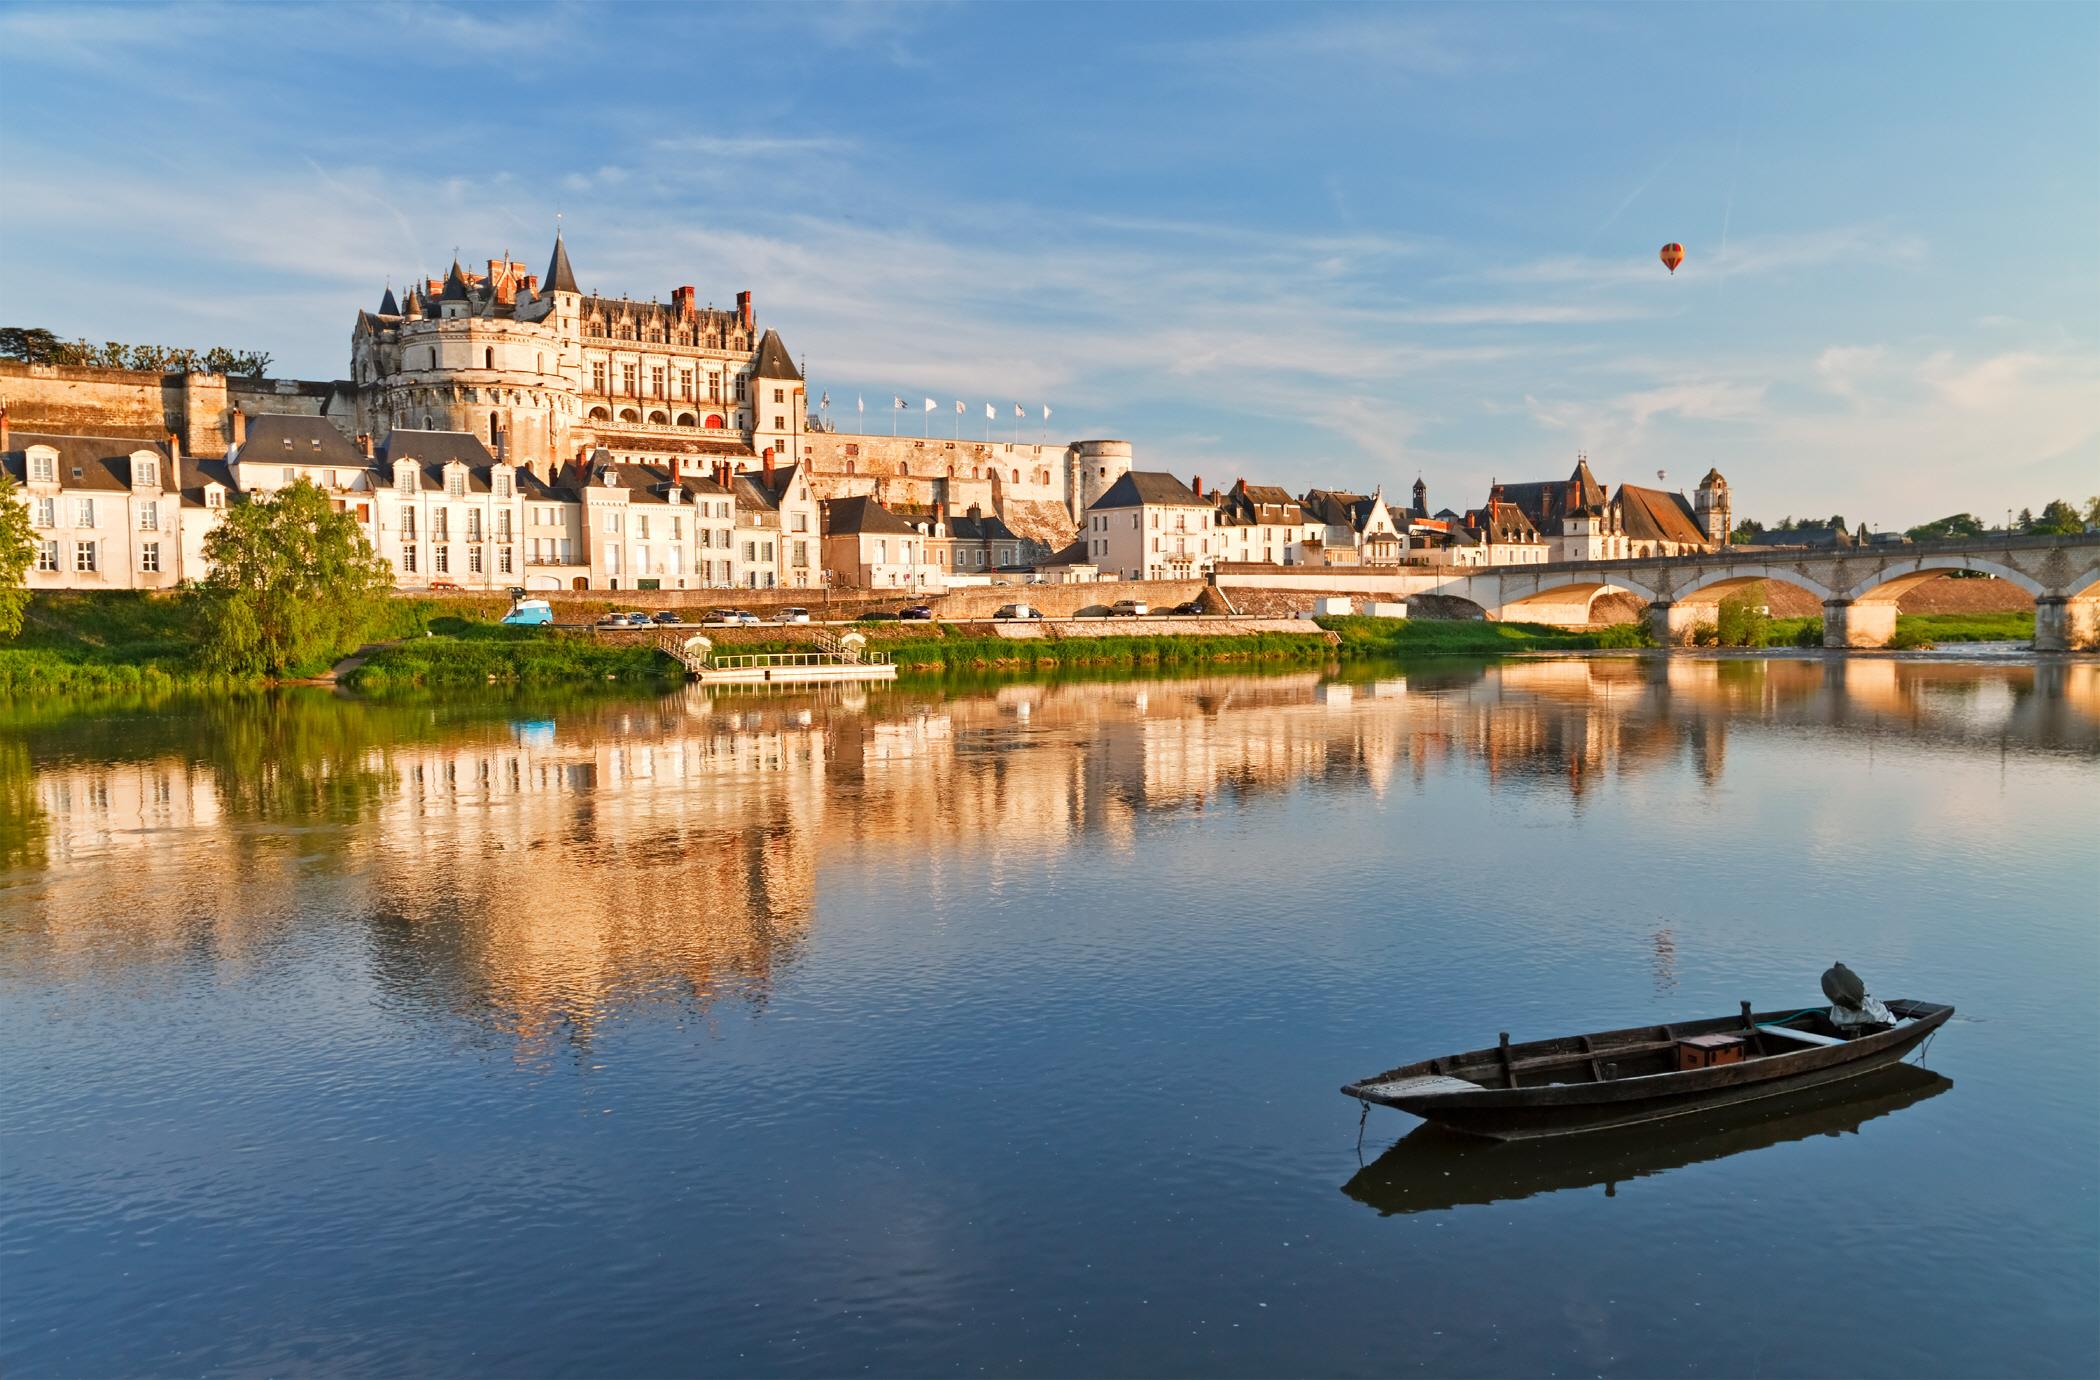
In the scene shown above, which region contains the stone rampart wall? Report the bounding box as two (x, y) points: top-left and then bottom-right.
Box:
(2, 362), (341, 456)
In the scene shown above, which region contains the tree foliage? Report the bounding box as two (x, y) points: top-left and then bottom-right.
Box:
(1905, 512), (1987, 541)
(0, 472), (33, 640)
(1, 325), (271, 377)
(2026, 500), (2086, 536)
(194, 480), (394, 677)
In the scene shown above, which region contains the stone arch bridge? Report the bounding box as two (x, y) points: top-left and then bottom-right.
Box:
(1434, 534), (2100, 650)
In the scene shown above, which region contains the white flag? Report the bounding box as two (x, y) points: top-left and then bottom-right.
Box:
(1013, 403), (1025, 419)
(857, 395), (865, 414)
(894, 396), (906, 410)
(1043, 405), (1053, 421)
(820, 391), (830, 409)
(923, 397), (938, 412)
(955, 399), (965, 414)
(985, 403), (995, 421)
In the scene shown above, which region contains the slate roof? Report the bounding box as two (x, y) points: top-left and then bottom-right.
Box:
(379, 286), (400, 316)
(239, 414), (369, 468)
(751, 329), (800, 381)
(1091, 470), (1205, 510)
(1216, 482), (1306, 527)
(823, 494), (917, 536)
(440, 260), (472, 303)
(179, 457), (239, 507)
(1614, 484), (1710, 547)
(382, 429), (496, 469)
(1039, 538), (1093, 567)
(947, 511), (1019, 542)
(1498, 458), (1611, 533)
(3, 432), (170, 491)
(543, 234), (580, 295)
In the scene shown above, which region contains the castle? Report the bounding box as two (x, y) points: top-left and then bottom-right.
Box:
(0, 233), (1126, 553)
(344, 235), (1120, 547)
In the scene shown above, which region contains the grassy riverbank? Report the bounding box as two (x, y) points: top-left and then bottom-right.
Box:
(1315, 616), (1650, 654)
(0, 591), (509, 695)
(1764, 610), (2035, 649)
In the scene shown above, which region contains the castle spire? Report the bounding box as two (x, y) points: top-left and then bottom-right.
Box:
(379, 280), (400, 316)
(440, 258), (471, 303)
(544, 232), (580, 295)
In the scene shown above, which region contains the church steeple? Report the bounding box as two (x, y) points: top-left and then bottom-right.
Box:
(544, 233), (580, 295)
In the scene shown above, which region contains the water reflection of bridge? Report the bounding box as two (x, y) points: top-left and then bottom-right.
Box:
(10, 657), (2096, 1043)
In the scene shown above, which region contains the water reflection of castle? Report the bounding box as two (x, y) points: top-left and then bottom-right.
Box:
(13, 658), (2096, 1044)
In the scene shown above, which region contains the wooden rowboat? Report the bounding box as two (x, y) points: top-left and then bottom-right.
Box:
(1341, 999), (1953, 1141)
(1343, 1064), (1952, 1216)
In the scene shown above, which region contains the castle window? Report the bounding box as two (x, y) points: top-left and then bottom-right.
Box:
(652, 366), (665, 396)
(484, 347), (494, 369)
(423, 415), (432, 429)
(27, 453), (53, 482)
(489, 412), (500, 445)
(734, 376), (746, 402)
(622, 363), (637, 394)
(592, 361), (607, 391)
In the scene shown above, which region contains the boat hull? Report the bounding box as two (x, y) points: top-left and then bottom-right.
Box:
(1343, 1002), (1952, 1142)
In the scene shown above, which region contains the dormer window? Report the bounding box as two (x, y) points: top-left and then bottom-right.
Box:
(445, 469), (466, 499)
(133, 457), (158, 487)
(27, 451), (55, 483)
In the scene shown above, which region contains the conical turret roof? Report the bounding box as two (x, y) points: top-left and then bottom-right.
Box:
(543, 233), (580, 295)
(440, 259), (471, 303)
(379, 284), (400, 315)
(751, 329), (800, 380)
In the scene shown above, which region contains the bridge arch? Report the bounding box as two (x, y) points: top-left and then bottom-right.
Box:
(1840, 554), (2048, 603)
(1670, 566), (1839, 605)
(1489, 574), (1663, 623)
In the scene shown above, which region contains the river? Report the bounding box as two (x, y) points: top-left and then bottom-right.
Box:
(2, 654), (2095, 1377)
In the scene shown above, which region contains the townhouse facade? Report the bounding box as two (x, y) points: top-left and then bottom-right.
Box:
(1081, 471), (1218, 581)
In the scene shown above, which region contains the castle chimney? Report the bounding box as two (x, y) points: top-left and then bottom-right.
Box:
(736, 291), (753, 330)
(356, 432), (374, 458)
(164, 430), (182, 483)
(673, 286), (697, 319)
(1, 407), (9, 454)
(231, 409), (246, 447)
(762, 446), (775, 479)
(1192, 474), (1203, 499)
(1236, 477), (1247, 495)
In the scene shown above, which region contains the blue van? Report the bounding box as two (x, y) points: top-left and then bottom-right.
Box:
(501, 598), (554, 627)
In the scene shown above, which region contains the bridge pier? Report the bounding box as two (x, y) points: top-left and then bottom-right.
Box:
(2033, 596), (2099, 652)
(1821, 599), (1898, 648)
(1646, 601), (1709, 646)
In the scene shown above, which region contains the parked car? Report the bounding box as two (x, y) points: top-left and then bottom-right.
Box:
(1169, 600), (1205, 616)
(993, 603), (1044, 621)
(501, 598), (554, 627)
(430, 579), (461, 593)
(651, 610), (685, 626)
(899, 605), (936, 621)
(733, 610), (763, 626)
(596, 612), (643, 629)
(1109, 599), (1149, 617)
(775, 607), (811, 624)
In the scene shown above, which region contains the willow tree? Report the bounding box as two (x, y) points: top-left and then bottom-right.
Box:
(196, 479), (394, 677)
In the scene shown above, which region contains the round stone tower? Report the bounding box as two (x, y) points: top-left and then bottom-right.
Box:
(1070, 439), (1134, 522)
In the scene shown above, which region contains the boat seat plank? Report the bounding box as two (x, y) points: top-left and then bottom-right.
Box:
(1510, 1038), (1678, 1073)
(1355, 1074), (1480, 1099)
(1759, 1024), (1845, 1047)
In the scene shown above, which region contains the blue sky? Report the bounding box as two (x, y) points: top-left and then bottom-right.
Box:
(3, 1), (2094, 527)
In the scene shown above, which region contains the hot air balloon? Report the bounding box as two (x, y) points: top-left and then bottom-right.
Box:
(1660, 242), (1686, 275)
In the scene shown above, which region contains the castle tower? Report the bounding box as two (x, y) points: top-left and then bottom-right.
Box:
(1694, 468), (1731, 545)
(1071, 439), (1134, 522)
(1412, 475), (1427, 518)
(747, 326), (803, 470)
